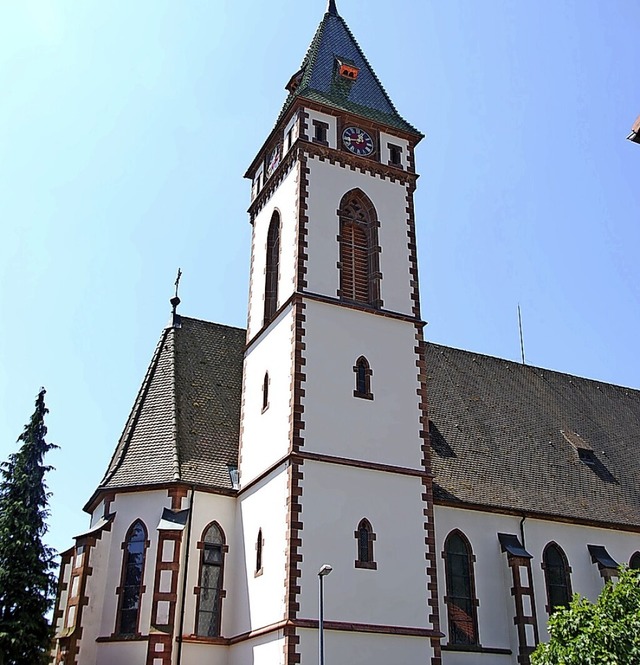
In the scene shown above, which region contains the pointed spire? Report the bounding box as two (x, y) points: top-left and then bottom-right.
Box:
(327, 0), (338, 16)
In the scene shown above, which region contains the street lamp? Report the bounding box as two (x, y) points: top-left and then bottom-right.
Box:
(318, 564), (333, 665)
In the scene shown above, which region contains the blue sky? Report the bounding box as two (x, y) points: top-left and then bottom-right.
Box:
(1, 0), (638, 559)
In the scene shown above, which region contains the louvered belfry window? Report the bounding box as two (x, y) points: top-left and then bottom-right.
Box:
(264, 211), (281, 325)
(338, 189), (381, 307)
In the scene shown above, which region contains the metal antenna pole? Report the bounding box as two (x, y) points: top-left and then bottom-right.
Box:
(518, 304), (526, 365)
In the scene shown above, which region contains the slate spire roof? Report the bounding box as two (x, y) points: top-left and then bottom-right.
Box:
(279, 2), (422, 136)
(93, 317), (244, 503)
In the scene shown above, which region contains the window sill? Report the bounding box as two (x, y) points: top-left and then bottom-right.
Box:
(355, 561), (377, 570)
(182, 635), (227, 645)
(97, 634), (149, 643)
(353, 391), (374, 400)
(441, 644), (512, 655)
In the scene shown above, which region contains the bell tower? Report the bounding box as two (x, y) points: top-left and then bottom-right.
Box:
(238, 2), (441, 664)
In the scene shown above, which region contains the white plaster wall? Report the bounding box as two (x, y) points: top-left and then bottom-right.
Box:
(435, 505), (640, 663)
(54, 556), (72, 636)
(380, 130), (409, 170)
(524, 517), (640, 640)
(232, 468), (289, 633)
(78, 528), (113, 664)
(305, 155), (414, 316)
(181, 642), (228, 665)
(95, 641), (147, 665)
(298, 460), (430, 627)
(180, 491), (237, 639)
(283, 111), (300, 154)
(247, 165), (299, 340)
(304, 108), (338, 149)
(94, 490), (169, 639)
(240, 306), (294, 485)
(302, 299), (423, 469)
(298, 627), (433, 665)
(228, 632), (285, 665)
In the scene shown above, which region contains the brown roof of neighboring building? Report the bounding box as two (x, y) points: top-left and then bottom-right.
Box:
(97, 317), (244, 495)
(95, 317), (640, 529)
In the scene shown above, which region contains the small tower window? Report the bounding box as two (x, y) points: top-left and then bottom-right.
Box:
(262, 372), (269, 412)
(313, 120), (329, 145)
(116, 520), (148, 636)
(353, 356), (373, 399)
(443, 530), (479, 646)
(338, 189), (382, 308)
(388, 143), (402, 166)
(264, 211), (280, 325)
(542, 542), (572, 613)
(196, 522), (227, 638)
(255, 529), (263, 576)
(354, 518), (376, 569)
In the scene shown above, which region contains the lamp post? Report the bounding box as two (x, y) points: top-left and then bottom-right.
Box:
(318, 564), (333, 665)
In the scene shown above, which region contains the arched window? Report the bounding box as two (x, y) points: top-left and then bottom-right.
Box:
(354, 518), (376, 569)
(338, 189), (381, 308)
(542, 543), (572, 613)
(116, 520), (148, 635)
(443, 530), (479, 645)
(353, 356), (373, 399)
(255, 529), (263, 575)
(262, 372), (269, 412)
(630, 552), (640, 570)
(264, 211), (280, 325)
(196, 522), (227, 637)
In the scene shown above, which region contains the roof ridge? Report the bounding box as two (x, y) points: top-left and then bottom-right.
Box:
(178, 315), (246, 332)
(428, 341), (640, 393)
(97, 327), (173, 490)
(170, 325), (181, 482)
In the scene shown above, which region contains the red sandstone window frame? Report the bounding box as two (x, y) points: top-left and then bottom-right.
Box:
(353, 356), (373, 400)
(114, 519), (149, 638)
(442, 529), (480, 646)
(264, 211), (281, 325)
(541, 542), (572, 614)
(354, 518), (377, 570)
(194, 521), (228, 639)
(337, 189), (382, 308)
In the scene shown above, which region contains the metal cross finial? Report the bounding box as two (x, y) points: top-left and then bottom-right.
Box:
(327, 0), (338, 16)
(174, 268), (182, 299)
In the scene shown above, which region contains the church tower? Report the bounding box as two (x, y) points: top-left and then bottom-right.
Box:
(50, 4), (441, 665)
(239, 2), (440, 663)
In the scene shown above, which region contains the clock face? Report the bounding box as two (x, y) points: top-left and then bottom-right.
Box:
(342, 126), (374, 156)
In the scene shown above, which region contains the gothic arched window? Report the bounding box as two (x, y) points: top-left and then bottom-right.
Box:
(630, 552), (640, 570)
(354, 518), (376, 569)
(443, 530), (479, 645)
(116, 520), (148, 636)
(264, 211), (281, 325)
(338, 189), (381, 308)
(196, 522), (227, 637)
(542, 542), (572, 613)
(262, 372), (269, 412)
(256, 529), (263, 575)
(353, 356), (373, 399)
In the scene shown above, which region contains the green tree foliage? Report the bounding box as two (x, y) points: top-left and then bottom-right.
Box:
(0, 389), (58, 665)
(532, 567), (640, 665)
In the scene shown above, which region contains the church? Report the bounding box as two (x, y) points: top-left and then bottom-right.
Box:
(51, 3), (640, 665)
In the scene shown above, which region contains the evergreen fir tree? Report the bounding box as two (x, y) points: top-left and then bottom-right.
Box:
(0, 389), (58, 665)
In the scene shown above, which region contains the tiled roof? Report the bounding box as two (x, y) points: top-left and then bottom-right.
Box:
(426, 344), (640, 527)
(98, 317), (640, 529)
(277, 6), (422, 137)
(98, 318), (244, 493)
